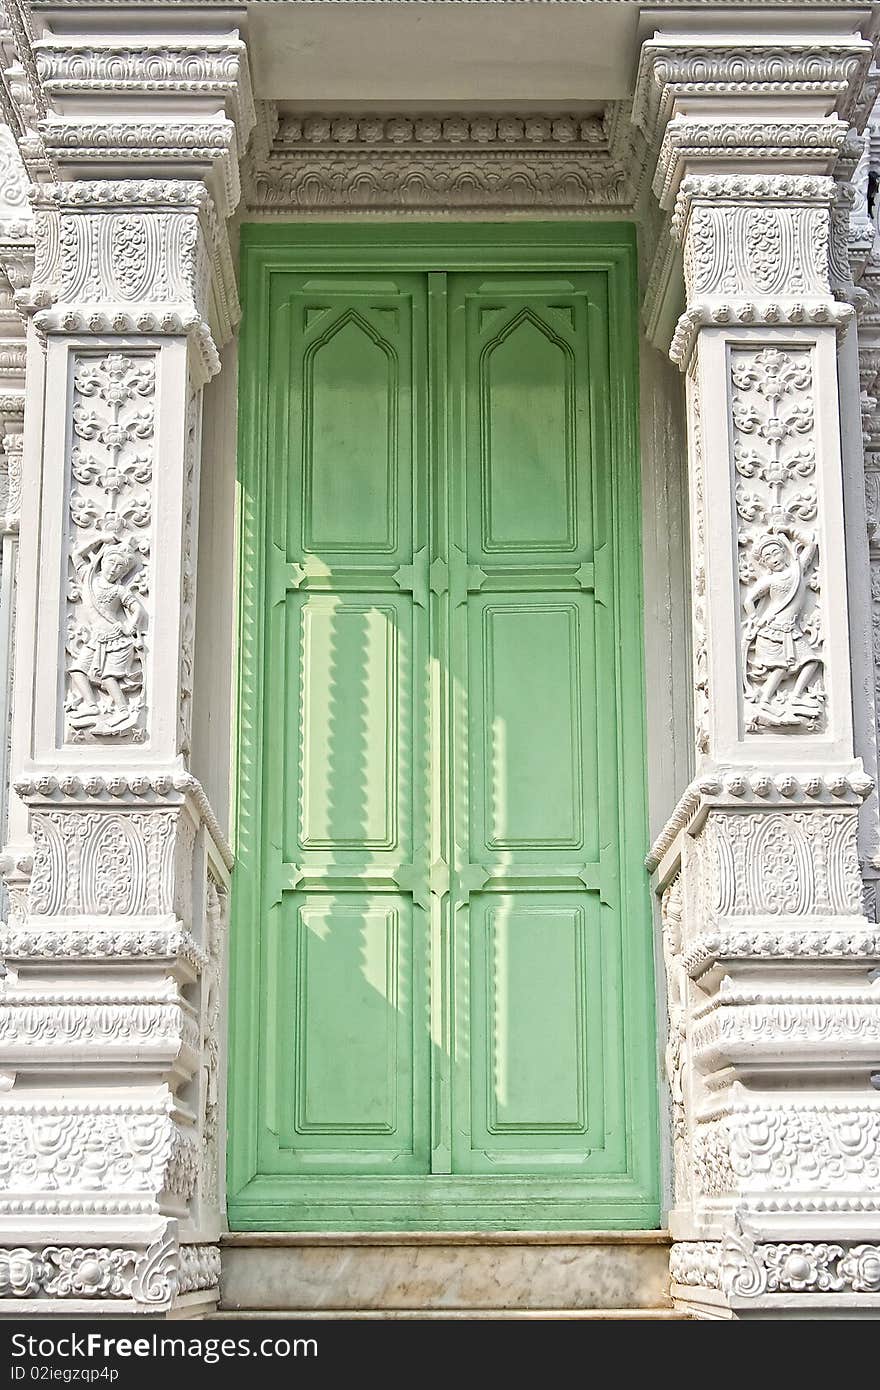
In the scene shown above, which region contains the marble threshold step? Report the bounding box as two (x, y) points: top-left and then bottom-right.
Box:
(219, 1232), (674, 1316)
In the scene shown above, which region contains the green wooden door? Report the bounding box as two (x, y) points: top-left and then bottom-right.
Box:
(230, 226), (659, 1230)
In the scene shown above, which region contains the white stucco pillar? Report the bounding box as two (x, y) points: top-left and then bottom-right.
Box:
(636, 23), (880, 1317)
(0, 9), (252, 1316)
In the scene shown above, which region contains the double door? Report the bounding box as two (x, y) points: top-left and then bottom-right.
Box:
(231, 251), (659, 1229)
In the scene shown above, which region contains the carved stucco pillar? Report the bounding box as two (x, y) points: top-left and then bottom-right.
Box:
(636, 26), (880, 1317)
(0, 120), (31, 926)
(0, 8), (253, 1316)
(853, 105), (880, 923)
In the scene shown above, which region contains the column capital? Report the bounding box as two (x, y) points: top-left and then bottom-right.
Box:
(633, 31), (875, 148)
(1, 11), (254, 383)
(635, 26), (878, 362)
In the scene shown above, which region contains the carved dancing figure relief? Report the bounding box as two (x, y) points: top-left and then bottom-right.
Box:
(741, 526), (823, 731)
(66, 533), (146, 736)
(731, 346), (825, 734)
(63, 352), (155, 742)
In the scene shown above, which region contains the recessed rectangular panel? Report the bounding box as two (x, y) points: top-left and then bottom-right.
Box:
(294, 598), (405, 852)
(296, 901), (400, 1133)
(303, 311), (400, 554)
(464, 892), (607, 1167)
(485, 904), (585, 1132)
(482, 311), (576, 553)
(272, 893), (419, 1168)
(471, 597), (591, 853)
(453, 280), (593, 568)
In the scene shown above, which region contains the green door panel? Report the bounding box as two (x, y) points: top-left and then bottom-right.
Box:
(449, 273), (618, 1175)
(261, 273), (431, 1178)
(230, 224), (659, 1231)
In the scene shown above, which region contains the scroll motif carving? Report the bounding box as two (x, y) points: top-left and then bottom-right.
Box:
(671, 1237), (880, 1297)
(0, 1237), (219, 1305)
(732, 346), (825, 732)
(64, 353), (154, 742)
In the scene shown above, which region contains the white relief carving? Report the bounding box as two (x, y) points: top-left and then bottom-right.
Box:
(1, 432), (22, 535)
(29, 810), (177, 917)
(14, 769), (233, 868)
(682, 197), (832, 303)
(56, 209), (201, 308)
(697, 810), (862, 918)
(672, 1237), (880, 1297)
(0, 990), (198, 1057)
(0, 922), (206, 971)
(695, 1105), (880, 1194)
(645, 768), (872, 873)
(178, 390), (200, 758)
(693, 992), (880, 1069)
(632, 45), (872, 142)
(35, 40), (250, 98)
(199, 874), (226, 1207)
(731, 346), (825, 732)
(244, 104), (639, 215)
(0, 127), (27, 218)
(0, 1236), (219, 1305)
(178, 1243), (221, 1295)
(683, 923), (880, 978)
(661, 876), (691, 1204)
(65, 352), (154, 742)
(247, 155), (631, 216)
(0, 1102), (195, 1199)
(642, 29), (880, 1319)
(689, 369), (710, 754)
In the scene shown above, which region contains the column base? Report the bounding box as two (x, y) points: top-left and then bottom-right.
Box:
(0, 1235), (220, 1318)
(672, 1236), (880, 1318)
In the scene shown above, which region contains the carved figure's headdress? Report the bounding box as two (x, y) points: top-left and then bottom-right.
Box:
(100, 537), (137, 573)
(752, 531), (790, 565)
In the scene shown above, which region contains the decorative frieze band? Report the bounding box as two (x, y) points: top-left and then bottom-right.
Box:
(0, 920), (205, 971)
(695, 1101), (880, 1196)
(0, 990), (198, 1062)
(0, 1235), (219, 1306)
(671, 1236), (880, 1299)
(0, 1098), (197, 1205)
(692, 989), (880, 1070)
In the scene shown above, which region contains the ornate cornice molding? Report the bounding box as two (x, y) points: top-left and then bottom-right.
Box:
(244, 101), (642, 215)
(655, 117), (849, 211)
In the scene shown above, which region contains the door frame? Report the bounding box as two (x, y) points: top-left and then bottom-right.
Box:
(228, 222), (660, 1230)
